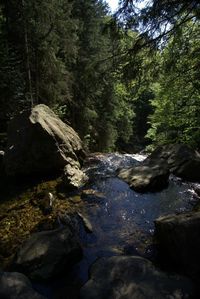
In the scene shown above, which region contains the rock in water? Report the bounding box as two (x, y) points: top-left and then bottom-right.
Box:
(118, 163), (169, 192)
(14, 227), (82, 280)
(81, 189), (105, 202)
(155, 211), (200, 276)
(77, 212), (93, 233)
(119, 144), (200, 191)
(147, 144), (200, 182)
(0, 272), (45, 299)
(194, 185), (200, 197)
(80, 256), (194, 299)
(4, 104), (85, 176)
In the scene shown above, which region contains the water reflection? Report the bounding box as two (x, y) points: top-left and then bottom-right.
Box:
(81, 177), (194, 251)
(75, 153), (197, 286)
(36, 153), (198, 298)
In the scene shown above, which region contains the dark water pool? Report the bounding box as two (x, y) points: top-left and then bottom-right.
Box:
(35, 153), (199, 298)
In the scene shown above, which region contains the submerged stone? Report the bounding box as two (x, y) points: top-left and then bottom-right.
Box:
(80, 256), (194, 299)
(77, 212), (93, 233)
(0, 272), (45, 299)
(81, 189), (105, 202)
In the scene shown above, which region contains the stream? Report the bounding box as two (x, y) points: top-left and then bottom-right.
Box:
(35, 153), (199, 298)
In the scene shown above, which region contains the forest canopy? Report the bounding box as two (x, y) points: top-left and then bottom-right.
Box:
(0, 0), (199, 151)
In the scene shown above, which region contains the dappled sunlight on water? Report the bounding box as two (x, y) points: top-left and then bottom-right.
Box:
(80, 177), (194, 257)
(75, 153), (197, 283)
(35, 153), (199, 298)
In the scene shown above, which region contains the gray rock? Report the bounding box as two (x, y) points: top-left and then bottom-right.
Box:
(63, 157), (88, 189)
(4, 104), (85, 176)
(155, 211), (200, 276)
(0, 272), (45, 299)
(194, 185), (200, 197)
(147, 144), (200, 182)
(14, 227), (82, 280)
(80, 256), (194, 299)
(118, 163), (169, 192)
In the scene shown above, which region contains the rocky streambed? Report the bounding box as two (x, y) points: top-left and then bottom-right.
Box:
(0, 152), (200, 298)
(1, 105), (200, 299)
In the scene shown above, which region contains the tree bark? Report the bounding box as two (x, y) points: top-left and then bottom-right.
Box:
(22, 0), (34, 107)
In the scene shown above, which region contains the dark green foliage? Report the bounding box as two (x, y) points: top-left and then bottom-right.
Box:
(0, 0), (137, 152)
(0, 0), (77, 112)
(119, 0), (200, 37)
(0, 0), (199, 152)
(118, 1), (200, 150)
(0, 2), (25, 124)
(146, 22), (200, 149)
(69, 0), (135, 151)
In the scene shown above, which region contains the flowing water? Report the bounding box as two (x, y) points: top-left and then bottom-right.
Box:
(36, 153), (199, 298)
(78, 154), (197, 274)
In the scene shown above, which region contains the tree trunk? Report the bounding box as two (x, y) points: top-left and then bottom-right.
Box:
(22, 0), (33, 107)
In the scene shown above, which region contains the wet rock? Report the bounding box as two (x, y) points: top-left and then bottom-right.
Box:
(168, 147), (200, 182)
(4, 104), (85, 176)
(118, 163), (169, 192)
(14, 227), (82, 280)
(194, 185), (200, 198)
(81, 189), (105, 202)
(83, 153), (105, 167)
(77, 212), (93, 233)
(147, 144), (200, 182)
(63, 157), (88, 189)
(155, 211), (200, 276)
(80, 256), (194, 299)
(0, 272), (45, 299)
(57, 212), (80, 233)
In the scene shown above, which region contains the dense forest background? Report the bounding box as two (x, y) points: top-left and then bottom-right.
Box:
(0, 0), (199, 152)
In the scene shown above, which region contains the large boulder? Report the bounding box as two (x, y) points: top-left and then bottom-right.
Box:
(147, 144), (200, 182)
(80, 256), (194, 299)
(0, 272), (45, 299)
(155, 211), (200, 277)
(14, 227), (82, 280)
(115, 143), (199, 191)
(4, 104), (85, 176)
(118, 163), (169, 192)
